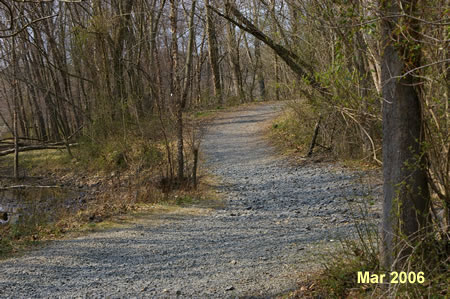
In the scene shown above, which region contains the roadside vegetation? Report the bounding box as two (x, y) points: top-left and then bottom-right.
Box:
(265, 1), (449, 296)
(0, 110), (218, 259)
(286, 220), (449, 298)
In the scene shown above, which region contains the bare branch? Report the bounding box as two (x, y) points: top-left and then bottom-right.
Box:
(0, 143), (77, 157)
(0, 14), (58, 38)
(207, 3), (331, 97)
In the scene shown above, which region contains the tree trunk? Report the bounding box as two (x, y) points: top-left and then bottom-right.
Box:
(274, 54), (280, 101)
(169, 0), (179, 101)
(113, 0), (134, 109)
(253, 0), (265, 101)
(253, 36), (264, 101)
(225, 2), (245, 102)
(380, 0), (430, 270)
(192, 146), (198, 189)
(12, 36), (19, 179)
(174, 0), (196, 182)
(205, 0), (222, 105)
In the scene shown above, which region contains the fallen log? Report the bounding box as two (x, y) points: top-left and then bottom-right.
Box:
(0, 143), (78, 157)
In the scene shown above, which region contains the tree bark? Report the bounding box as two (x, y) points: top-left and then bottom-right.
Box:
(380, 0), (430, 270)
(113, 0), (134, 108)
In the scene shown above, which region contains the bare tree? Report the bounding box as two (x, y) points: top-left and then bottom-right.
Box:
(205, 0), (222, 104)
(225, 1), (245, 102)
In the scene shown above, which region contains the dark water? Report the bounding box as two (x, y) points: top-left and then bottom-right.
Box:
(0, 187), (80, 225)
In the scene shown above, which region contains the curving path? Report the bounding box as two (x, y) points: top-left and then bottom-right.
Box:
(0, 103), (380, 298)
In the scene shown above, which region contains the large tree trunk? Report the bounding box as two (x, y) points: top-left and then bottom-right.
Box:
(380, 0), (430, 270)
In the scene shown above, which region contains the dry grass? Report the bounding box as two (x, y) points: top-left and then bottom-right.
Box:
(0, 137), (221, 259)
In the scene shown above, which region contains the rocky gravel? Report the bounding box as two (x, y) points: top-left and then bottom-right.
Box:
(0, 102), (381, 298)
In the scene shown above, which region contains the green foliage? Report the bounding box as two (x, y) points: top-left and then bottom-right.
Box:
(0, 149), (72, 176)
(175, 195), (194, 206)
(320, 247), (379, 297)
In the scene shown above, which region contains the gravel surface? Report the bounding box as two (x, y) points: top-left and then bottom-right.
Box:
(0, 103), (381, 298)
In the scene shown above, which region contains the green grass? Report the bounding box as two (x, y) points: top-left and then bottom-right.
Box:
(194, 111), (213, 118)
(175, 195), (194, 206)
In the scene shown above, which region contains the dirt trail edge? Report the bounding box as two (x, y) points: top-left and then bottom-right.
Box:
(0, 103), (381, 298)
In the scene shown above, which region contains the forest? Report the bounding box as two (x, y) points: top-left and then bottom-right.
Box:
(0, 0), (448, 297)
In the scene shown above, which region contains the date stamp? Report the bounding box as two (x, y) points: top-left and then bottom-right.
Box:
(357, 271), (425, 284)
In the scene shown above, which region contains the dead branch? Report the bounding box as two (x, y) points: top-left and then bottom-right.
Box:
(0, 143), (78, 157)
(307, 116), (321, 157)
(0, 185), (62, 191)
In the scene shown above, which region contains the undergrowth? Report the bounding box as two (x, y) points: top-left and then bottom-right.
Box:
(270, 103), (317, 156)
(0, 172), (216, 259)
(289, 205), (449, 298)
(0, 113), (214, 259)
(270, 100), (382, 165)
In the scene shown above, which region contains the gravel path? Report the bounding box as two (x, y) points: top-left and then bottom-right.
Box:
(0, 103), (381, 298)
